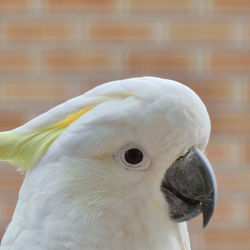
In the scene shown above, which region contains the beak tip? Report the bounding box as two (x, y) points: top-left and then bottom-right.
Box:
(202, 216), (209, 229)
(202, 213), (211, 229)
(202, 198), (217, 229)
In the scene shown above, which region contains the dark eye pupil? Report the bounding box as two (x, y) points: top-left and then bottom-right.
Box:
(125, 148), (143, 165)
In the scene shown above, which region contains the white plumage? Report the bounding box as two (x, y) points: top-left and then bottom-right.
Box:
(0, 77), (211, 250)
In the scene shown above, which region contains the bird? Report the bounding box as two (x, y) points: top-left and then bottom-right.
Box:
(0, 77), (217, 250)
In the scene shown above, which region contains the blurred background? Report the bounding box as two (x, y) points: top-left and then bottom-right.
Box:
(0, 0), (250, 249)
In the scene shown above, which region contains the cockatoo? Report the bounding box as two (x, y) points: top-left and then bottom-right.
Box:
(0, 77), (217, 250)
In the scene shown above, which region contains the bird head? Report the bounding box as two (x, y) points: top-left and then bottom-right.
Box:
(0, 77), (217, 245)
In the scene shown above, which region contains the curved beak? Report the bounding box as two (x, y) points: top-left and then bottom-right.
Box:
(161, 147), (217, 228)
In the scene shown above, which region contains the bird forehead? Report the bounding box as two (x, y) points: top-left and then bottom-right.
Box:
(86, 80), (208, 139)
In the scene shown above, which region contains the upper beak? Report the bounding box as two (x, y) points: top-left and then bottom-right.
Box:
(161, 146), (217, 228)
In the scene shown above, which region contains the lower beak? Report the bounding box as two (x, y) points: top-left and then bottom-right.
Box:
(161, 147), (217, 228)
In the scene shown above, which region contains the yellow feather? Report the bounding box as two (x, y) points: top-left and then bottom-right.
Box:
(0, 106), (94, 172)
(49, 105), (93, 129)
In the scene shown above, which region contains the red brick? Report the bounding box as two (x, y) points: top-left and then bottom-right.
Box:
(211, 51), (250, 72)
(206, 141), (233, 164)
(0, 52), (33, 72)
(204, 230), (250, 247)
(210, 112), (250, 134)
(48, 0), (116, 10)
(248, 202), (250, 221)
(242, 144), (250, 163)
(0, 0), (27, 10)
(88, 22), (153, 42)
(6, 22), (75, 42)
(44, 51), (113, 72)
(2, 82), (68, 102)
(212, 200), (234, 223)
(247, 26), (250, 41)
(0, 229), (5, 243)
(247, 83), (250, 103)
(213, 0), (250, 11)
(217, 172), (250, 191)
(0, 111), (25, 130)
(126, 52), (190, 73)
(0, 175), (23, 191)
(0, 163), (22, 177)
(0, 204), (16, 219)
(131, 0), (196, 11)
(169, 21), (232, 42)
(186, 80), (233, 102)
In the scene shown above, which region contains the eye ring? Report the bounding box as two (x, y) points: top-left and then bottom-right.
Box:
(115, 144), (151, 170)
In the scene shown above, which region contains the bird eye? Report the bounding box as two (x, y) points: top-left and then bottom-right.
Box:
(125, 148), (143, 165)
(115, 145), (151, 170)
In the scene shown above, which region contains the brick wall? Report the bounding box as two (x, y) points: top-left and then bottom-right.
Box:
(0, 0), (250, 249)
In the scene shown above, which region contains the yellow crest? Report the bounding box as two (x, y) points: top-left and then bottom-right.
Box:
(0, 106), (94, 172)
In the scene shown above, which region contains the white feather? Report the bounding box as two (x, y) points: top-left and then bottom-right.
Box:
(1, 77), (210, 250)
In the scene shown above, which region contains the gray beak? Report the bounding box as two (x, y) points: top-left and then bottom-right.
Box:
(161, 147), (217, 228)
